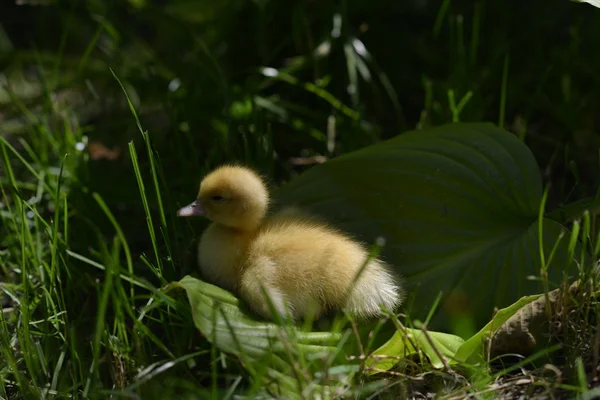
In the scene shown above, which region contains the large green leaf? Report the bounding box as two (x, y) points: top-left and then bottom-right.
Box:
(174, 275), (344, 358)
(367, 326), (464, 373)
(174, 275), (359, 398)
(368, 287), (569, 373)
(453, 293), (542, 363)
(275, 122), (574, 330)
(459, 280), (586, 363)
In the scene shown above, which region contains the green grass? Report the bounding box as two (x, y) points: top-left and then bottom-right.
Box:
(1, 0), (600, 398)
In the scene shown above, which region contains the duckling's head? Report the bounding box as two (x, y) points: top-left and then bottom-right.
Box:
(177, 165), (269, 231)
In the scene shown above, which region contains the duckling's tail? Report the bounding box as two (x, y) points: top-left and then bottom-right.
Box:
(345, 260), (403, 318)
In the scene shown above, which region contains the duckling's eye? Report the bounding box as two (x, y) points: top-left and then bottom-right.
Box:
(211, 195), (225, 203)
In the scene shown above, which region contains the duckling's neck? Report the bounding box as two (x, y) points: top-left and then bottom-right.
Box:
(232, 206), (267, 232)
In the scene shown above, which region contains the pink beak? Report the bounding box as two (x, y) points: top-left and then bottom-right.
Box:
(177, 200), (205, 217)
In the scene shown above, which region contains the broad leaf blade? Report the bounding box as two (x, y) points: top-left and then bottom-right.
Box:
(275, 122), (573, 329)
(453, 294), (542, 363)
(367, 327), (464, 372)
(469, 281), (584, 362)
(175, 275), (342, 354)
(174, 275), (352, 396)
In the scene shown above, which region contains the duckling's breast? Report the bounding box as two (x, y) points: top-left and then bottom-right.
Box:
(198, 223), (254, 292)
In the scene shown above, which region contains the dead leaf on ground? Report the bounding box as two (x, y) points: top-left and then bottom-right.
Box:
(489, 281), (583, 358)
(88, 141), (121, 161)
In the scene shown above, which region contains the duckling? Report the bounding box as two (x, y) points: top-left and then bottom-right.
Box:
(177, 165), (403, 321)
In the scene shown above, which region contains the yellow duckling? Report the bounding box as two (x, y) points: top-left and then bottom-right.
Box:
(177, 165), (403, 321)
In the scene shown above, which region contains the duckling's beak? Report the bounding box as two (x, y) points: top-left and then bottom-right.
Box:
(177, 200), (205, 217)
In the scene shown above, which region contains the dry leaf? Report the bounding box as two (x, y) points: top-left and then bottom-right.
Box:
(88, 141), (121, 161)
(489, 282), (580, 358)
